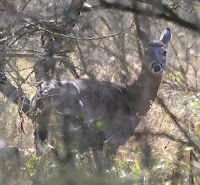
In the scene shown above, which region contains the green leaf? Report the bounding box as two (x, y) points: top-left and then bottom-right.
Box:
(96, 121), (105, 131)
(183, 146), (194, 151)
(96, 121), (102, 127)
(195, 124), (200, 136)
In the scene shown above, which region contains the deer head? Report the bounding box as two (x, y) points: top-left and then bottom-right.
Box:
(138, 27), (171, 76)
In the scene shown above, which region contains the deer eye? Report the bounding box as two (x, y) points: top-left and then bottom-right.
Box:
(162, 50), (167, 56)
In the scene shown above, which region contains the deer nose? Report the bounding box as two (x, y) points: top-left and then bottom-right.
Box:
(151, 62), (163, 72)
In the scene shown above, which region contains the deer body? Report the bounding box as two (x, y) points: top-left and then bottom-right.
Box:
(31, 27), (171, 168)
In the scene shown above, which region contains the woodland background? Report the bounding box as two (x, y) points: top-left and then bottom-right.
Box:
(0, 0), (200, 184)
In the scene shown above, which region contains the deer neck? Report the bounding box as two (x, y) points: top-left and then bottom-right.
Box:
(128, 66), (163, 116)
(136, 66), (163, 89)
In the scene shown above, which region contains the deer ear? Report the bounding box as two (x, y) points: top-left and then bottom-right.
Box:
(137, 27), (151, 48)
(160, 27), (171, 47)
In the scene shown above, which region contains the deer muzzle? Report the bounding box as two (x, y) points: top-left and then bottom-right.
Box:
(151, 62), (163, 73)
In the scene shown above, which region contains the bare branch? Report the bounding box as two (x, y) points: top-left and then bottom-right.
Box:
(0, 74), (30, 116)
(99, 0), (200, 32)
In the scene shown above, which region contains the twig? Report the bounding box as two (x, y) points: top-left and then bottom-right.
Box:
(157, 96), (200, 153)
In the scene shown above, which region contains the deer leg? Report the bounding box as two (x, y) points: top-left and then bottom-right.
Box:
(92, 143), (118, 172)
(61, 115), (76, 167)
(103, 143), (118, 169)
(34, 114), (49, 155)
(92, 146), (104, 173)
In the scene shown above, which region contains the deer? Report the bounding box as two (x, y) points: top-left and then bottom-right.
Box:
(30, 27), (171, 170)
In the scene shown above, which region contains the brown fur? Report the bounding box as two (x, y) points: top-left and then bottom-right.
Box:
(31, 27), (171, 169)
